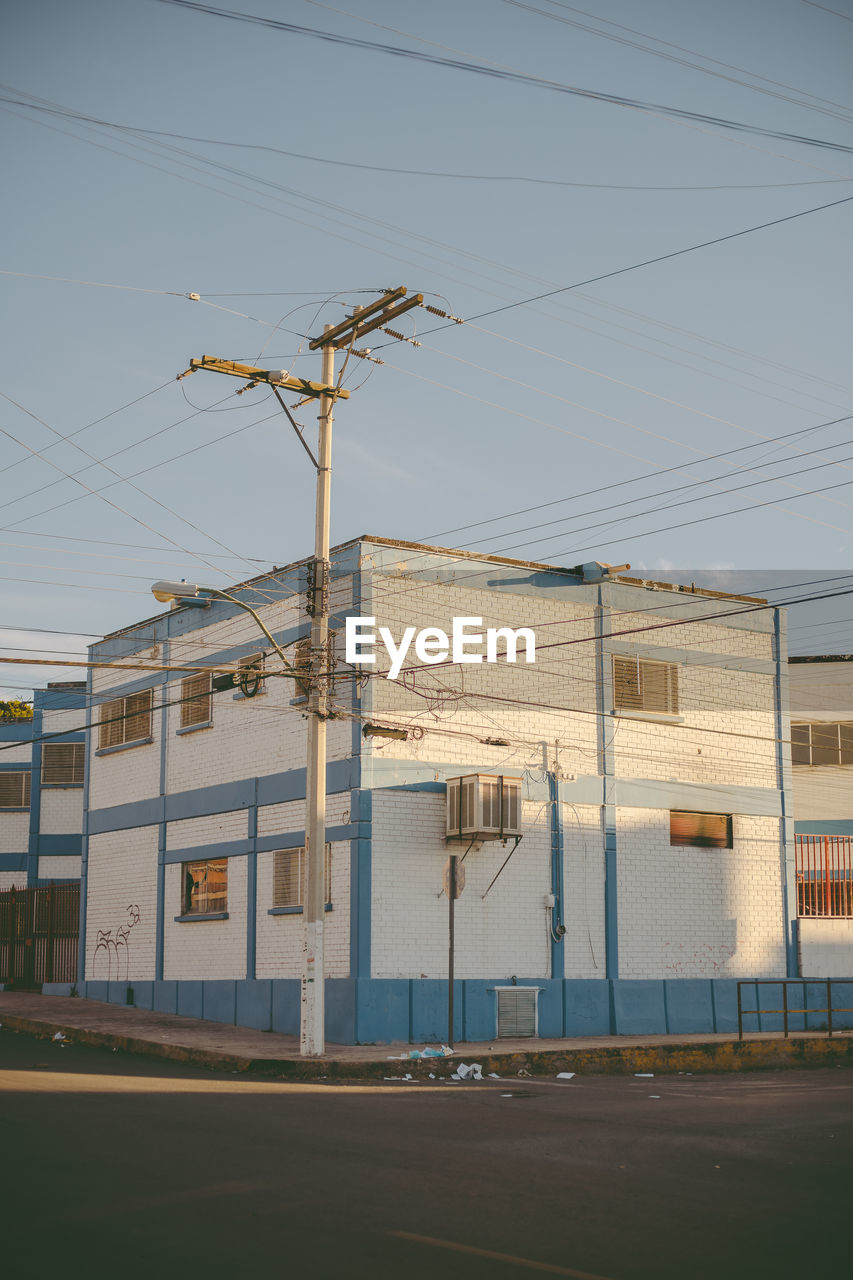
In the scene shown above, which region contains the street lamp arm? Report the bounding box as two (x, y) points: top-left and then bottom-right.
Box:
(203, 589), (295, 673)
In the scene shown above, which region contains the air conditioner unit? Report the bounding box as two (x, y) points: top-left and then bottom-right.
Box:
(446, 774), (522, 842)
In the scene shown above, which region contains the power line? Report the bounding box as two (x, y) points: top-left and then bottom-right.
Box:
(154, 0), (853, 156)
(2, 93), (849, 192)
(381, 193), (853, 336)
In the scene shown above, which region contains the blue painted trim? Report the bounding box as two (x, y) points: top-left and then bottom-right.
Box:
(606, 581), (775, 633)
(33, 835), (83, 856)
(95, 737), (154, 757)
(164, 839), (252, 866)
(549, 773), (565, 994)
(0, 723), (33, 742)
(597, 583), (618, 981)
(795, 819), (853, 835)
(176, 721), (212, 736)
(613, 777), (783, 817)
(174, 912), (229, 922)
(350, 787), (372, 986)
(0, 853), (27, 871)
(78, 667), (93, 980)
(246, 779), (258, 980)
(87, 759), (359, 834)
(775, 610), (798, 978)
(40, 783), (85, 790)
(0, 762), (34, 770)
(156, 637), (169, 984)
(256, 824), (356, 854)
(27, 698), (43, 885)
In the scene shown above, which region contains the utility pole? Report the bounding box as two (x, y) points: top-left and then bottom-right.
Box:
(301, 328), (334, 1056)
(177, 286), (424, 1056)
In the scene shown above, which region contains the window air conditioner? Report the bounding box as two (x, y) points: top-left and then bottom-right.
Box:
(446, 774), (522, 842)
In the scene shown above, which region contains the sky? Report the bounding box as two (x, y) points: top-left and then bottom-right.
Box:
(1, 0), (852, 696)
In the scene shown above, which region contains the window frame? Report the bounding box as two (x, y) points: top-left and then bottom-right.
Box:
(791, 721), (853, 767)
(97, 688), (154, 751)
(0, 770), (32, 810)
(613, 655), (679, 716)
(670, 810), (733, 850)
(270, 844), (332, 913)
(41, 742), (85, 786)
(178, 857), (228, 919)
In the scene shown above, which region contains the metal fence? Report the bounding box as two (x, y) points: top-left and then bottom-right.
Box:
(737, 978), (853, 1040)
(0, 883), (80, 988)
(795, 835), (853, 917)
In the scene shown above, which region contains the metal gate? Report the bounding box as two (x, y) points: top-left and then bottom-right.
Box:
(0, 883), (80, 988)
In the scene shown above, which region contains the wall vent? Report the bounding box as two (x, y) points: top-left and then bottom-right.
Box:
(496, 987), (537, 1038)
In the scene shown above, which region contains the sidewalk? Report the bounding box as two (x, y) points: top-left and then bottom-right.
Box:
(0, 991), (851, 1079)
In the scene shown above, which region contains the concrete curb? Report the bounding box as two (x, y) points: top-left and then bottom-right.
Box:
(2, 1012), (852, 1079)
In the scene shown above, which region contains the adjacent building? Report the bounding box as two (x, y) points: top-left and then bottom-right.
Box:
(53, 536), (797, 1041)
(0, 682), (86, 888)
(789, 655), (853, 977)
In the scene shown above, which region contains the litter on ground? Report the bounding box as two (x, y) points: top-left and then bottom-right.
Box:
(556, 1072), (575, 1080)
(634, 1073), (654, 1078)
(52, 1032), (67, 1042)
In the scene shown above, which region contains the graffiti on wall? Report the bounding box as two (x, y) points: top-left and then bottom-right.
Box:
(92, 904), (140, 981)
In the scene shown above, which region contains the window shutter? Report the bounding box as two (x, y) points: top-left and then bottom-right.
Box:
(42, 742), (84, 784)
(0, 771), (30, 808)
(613, 656), (642, 710)
(181, 673), (211, 728)
(99, 698), (124, 749)
(124, 690), (152, 743)
(613, 656), (678, 713)
(273, 848), (303, 907)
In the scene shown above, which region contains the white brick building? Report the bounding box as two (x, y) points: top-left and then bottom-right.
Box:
(61, 538), (797, 1041)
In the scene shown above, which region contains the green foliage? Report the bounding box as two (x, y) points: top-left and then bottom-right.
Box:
(0, 699), (33, 722)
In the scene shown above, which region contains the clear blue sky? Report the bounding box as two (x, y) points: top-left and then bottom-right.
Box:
(1, 0), (852, 693)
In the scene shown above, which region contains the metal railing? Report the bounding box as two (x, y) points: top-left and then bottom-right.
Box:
(796, 835), (853, 917)
(737, 978), (853, 1040)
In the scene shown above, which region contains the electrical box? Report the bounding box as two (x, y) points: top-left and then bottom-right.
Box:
(446, 774), (522, 842)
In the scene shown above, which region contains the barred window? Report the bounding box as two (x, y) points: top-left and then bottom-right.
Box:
(41, 742), (85, 785)
(0, 771), (31, 809)
(791, 722), (853, 767)
(98, 689), (153, 749)
(613, 655), (679, 714)
(180, 673), (212, 729)
(182, 858), (227, 915)
(670, 811), (732, 849)
(273, 845), (332, 909)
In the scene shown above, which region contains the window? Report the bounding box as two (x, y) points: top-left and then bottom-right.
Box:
(182, 858), (227, 915)
(180, 673), (212, 729)
(670, 811), (732, 849)
(98, 689), (153, 749)
(272, 845), (332, 909)
(237, 651), (265, 696)
(613, 655), (679, 714)
(0, 771), (31, 809)
(41, 742), (85, 785)
(791, 722), (853, 767)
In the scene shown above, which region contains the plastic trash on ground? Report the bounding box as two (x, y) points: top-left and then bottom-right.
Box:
(455, 1062), (484, 1081)
(52, 1032), (66, 1042)
(556, 1072), (575, 1079)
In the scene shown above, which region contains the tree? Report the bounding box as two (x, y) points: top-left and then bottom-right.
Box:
(0, 699), (33, 721)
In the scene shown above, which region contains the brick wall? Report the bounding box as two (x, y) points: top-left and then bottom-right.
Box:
(85, 826), (158, 981)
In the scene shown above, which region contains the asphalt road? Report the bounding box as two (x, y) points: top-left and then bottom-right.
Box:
(1, 1029), (851, 1280)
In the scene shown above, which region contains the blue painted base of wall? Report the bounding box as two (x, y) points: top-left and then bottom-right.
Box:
(58, 976), (841, 1043)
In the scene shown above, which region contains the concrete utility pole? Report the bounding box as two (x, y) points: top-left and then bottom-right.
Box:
(176, 286), (424, 1056)
(301, 329), (334, 1055)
